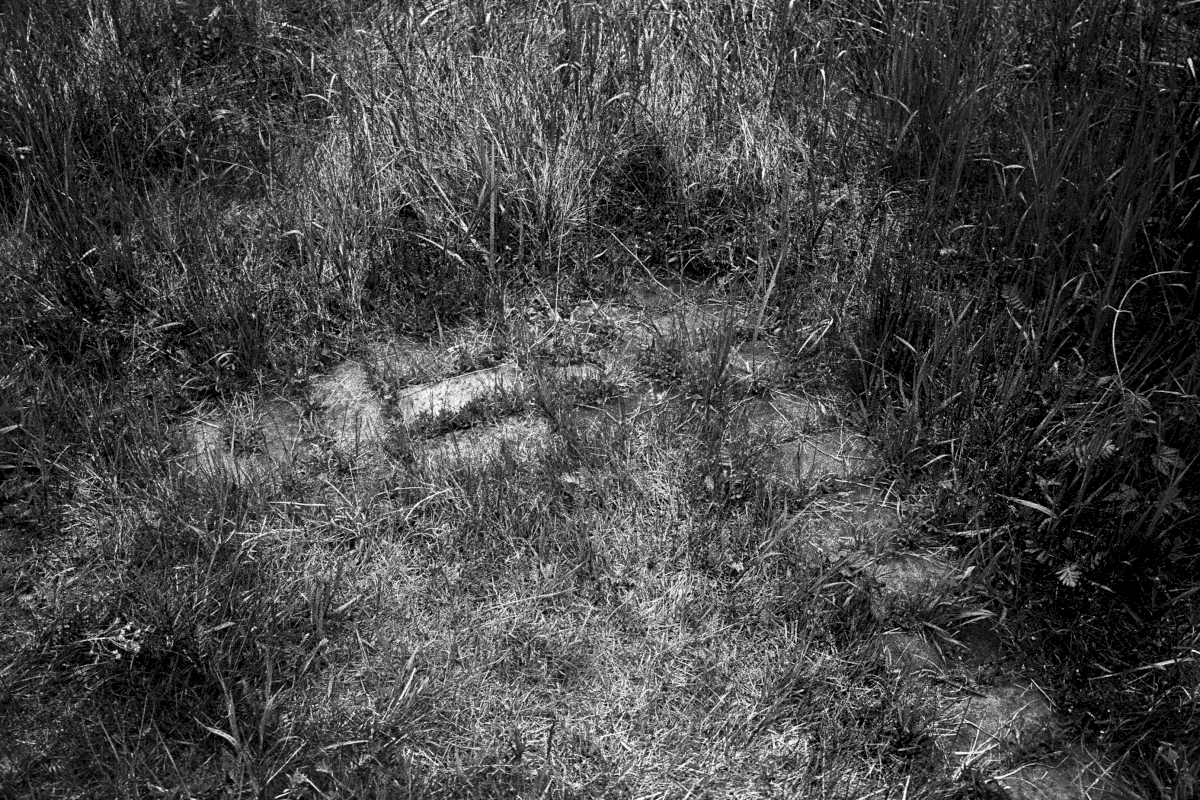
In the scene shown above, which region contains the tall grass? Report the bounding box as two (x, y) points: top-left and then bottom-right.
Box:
(845, 0), (1199, 774)
(848, 0), (1199, 578)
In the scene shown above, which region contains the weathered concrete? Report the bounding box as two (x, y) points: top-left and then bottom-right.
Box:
(367, 337), (450, 387)
(993, 746), (1137, 800)
(393, 363), (524, 425)
(416, 415), (552, 468)
(181, 398), (309, 485)
(874, 630), (946, 673)
(790, 429), (878, 483)
(942, 683), (1057, 770)
(734, 394), (830, 437)
(951, 616), (1007, 665)
(790, 488), (903, 557)
(312, 361), (387, 459)
(873, 553), (960, 598)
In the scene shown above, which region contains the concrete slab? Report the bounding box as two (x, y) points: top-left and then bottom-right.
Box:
(393, 363), (524, 425)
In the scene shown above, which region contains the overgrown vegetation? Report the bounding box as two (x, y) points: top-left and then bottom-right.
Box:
(1, 0), (1196, 797)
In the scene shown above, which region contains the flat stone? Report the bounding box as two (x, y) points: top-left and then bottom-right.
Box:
(644, 304), (739, 344)
(725, 339), (780, 385)
(566, 388), (670, 431)
(570, 302), (646, 349)
(873, 553), (960, 598)
(539, 363), (608, 385)
(942, 684), (1057, 769)
(312, 362), (386, 459)
(569, 299), (622, 325)
(180, 399), (309, 485)
(368, 338), (450, 386)
(182, 415), (252, 482)
(531, 364), (620, 418)
(596, 346), (644, 379)
(624, 282), (681, 309)
(256, 399), (307, 465)
(575, 302), (744, 354)
(734, 394), (830, 437)
(874, 631), (945, 673)
(951, 616), (1007, 665)
(393, 364), (524, 425)
(993, 745), (1137, 800)
(791, 430), (878, 482)
(868, 552), (960, 621)
(416, 416), (552, 468)
(789, 489), (903, 556)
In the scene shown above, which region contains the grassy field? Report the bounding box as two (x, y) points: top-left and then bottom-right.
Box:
(1, 0), (1198, 797)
